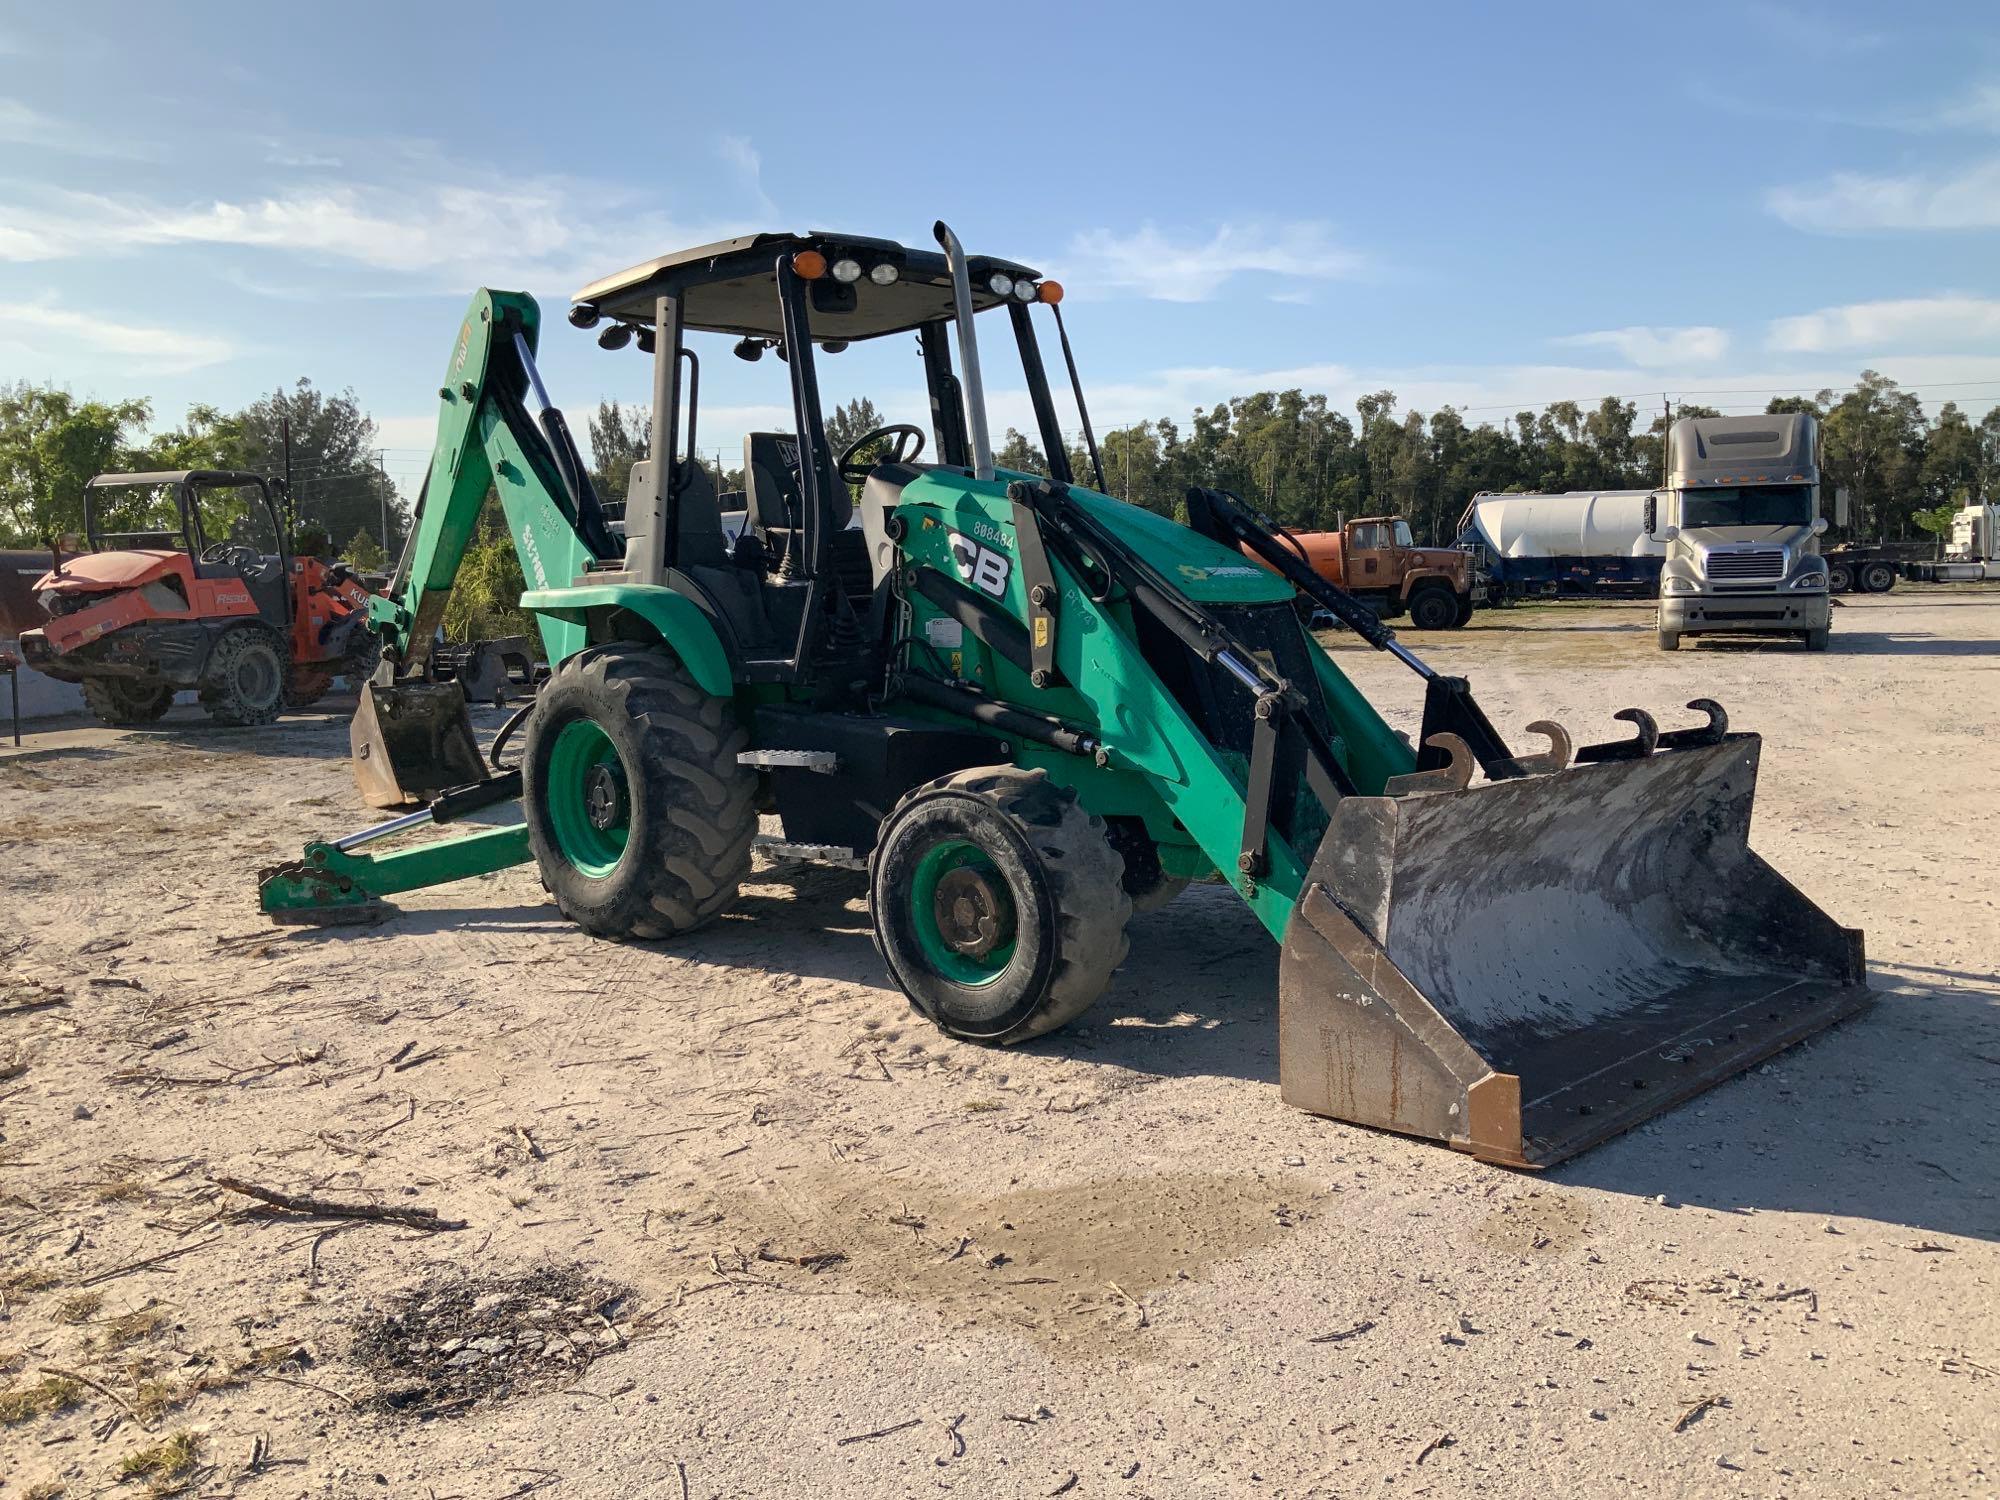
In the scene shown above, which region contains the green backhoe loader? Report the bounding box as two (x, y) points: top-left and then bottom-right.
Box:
(259, 224), (1870, 1168)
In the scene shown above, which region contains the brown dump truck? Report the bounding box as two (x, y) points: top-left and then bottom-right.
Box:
(1270, 516), (1478, 628)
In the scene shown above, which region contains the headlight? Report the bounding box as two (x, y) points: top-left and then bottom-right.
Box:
(868, 262), (900, 286)
(1790, 568), (1828, 590)
(986, 272), (1014, 298)
(1661, 576), (1696, 595)
(829, 257), (863, 284)
(1012, 279), (1037, 302)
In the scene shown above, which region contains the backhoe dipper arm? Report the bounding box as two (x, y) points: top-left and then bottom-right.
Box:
(370, 290), (612, 672)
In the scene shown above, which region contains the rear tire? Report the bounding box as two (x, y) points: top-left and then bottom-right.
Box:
(523, 643), (755, 940)
(1826, 562), (1853, 594)
(1657, 630), (1680, 651)
(81, 677), (174, 726)
(283, 668), (334, 708)
(1859, 561), (1896, 594)
(1406, 585), (1460, 631)
(871, 766), (1131, 1044)
(1105, 816), (1190, 914)
(199, 626), (287, 726)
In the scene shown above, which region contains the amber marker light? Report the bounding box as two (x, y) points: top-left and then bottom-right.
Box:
(792, 250), (828, 279)
(1036, 281), (1064, 304)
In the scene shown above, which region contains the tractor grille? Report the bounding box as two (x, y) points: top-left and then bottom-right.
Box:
(1704, 549), (1784, 581)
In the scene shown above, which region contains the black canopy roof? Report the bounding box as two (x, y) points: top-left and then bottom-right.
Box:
(572, 231), (1042, 342)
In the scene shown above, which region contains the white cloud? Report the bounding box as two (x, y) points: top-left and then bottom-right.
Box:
(0, 300), (235, 372)
(1768, 158), (2000, 231)
(1769, 295), (2000, 353)
(1063, 221), (1365, 302)
(1554, 325), (1730, 367)
(0, 176), (745, 295)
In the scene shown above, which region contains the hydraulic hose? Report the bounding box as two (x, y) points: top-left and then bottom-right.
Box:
(489, 701), (533, 770)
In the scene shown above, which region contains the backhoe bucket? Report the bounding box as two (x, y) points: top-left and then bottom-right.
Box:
(350, 681), (486, 808)
(1277, 734), (1869, 1168)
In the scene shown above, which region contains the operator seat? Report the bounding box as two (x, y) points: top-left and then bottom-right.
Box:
(663, 458), (775, 653)
(743, 433), (852, 574)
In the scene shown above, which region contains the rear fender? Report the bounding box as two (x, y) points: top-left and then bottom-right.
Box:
(519, 584), (732, 697)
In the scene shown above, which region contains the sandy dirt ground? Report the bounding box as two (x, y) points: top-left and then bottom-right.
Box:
(1, 592), (1995, 1499)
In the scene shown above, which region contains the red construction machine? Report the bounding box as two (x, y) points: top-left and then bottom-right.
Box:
(18, 470), (379, 726)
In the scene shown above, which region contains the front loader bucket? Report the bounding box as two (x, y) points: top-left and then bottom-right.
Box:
(350, 681), (485, 808)
(1278, 734), (1869, 1168)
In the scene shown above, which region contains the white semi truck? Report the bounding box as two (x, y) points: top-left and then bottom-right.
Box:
(1652, 412), (1833, 651)
(1907, 500), (2000, 582)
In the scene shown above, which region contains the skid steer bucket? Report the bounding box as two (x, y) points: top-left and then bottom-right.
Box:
(351, 681), (486, 808)
(1277, 732), (1869, 1168)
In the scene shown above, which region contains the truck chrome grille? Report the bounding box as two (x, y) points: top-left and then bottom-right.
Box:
(1704, 549), (1784, 581)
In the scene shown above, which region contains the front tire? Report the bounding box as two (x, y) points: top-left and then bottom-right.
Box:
(523, 643), (755, 940)
(81, 677), (174, 726)
(1657, 629), (1680, 651)
(199, 626), (287, 726)
(1406, 585), (1460, 631)
(871, 767), (1131, 1044)
(1803, 628), (1830, 651)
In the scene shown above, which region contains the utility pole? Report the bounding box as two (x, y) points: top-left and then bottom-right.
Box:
(280, 415), (295, 537)
(376, 450), (391, 556)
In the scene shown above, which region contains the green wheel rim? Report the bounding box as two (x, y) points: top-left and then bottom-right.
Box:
(546, 717), (630, 879)
(910, 838), (1017, 986)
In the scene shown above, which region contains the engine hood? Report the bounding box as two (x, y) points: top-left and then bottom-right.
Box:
(36, 550), (188, 592)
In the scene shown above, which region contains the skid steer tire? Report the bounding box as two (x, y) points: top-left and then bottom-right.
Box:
(81, 677), (174, 726)
(1656, 629), (1680, 651)
(522, 643), (755, 942)
(870, 766), (1131, 1044)
(1406, 585), (1460, 631)
(199, 625), (287, 726)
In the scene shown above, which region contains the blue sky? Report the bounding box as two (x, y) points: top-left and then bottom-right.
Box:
(2, 0), (1996, 498)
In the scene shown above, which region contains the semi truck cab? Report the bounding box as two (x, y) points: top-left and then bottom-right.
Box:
(1653, 413), (1832, 651)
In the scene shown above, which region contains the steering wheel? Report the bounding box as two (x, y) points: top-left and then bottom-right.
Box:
(203, 542), (264, 571)
(837, 424), (926, 484)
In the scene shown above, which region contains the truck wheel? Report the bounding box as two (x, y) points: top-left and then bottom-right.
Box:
(1454, 594), (1477, 627)
(1804, 628), (1830, 651)
(1859, 561), (1896, 594)
(1657, 630), (1680, 651)
(81, 678), (174, 726)
(1406, 585), (1459, 631)
(523, 643), (755, 941)
(199, 625), (287, 726)
(871, 766), (1131, 1044)
(1826, 562), (1853, 593)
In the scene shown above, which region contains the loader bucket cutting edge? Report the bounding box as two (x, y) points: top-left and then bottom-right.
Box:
(350, 681), (486, 809)
(1277, 733), (1870, 1168)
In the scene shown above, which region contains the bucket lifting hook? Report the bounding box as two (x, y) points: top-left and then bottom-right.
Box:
(1574, 707), (1659, 764)
(1384, 733), (1476, 797)
(1483, 719), (1573, 780)
(1656, 698), (1729, 751)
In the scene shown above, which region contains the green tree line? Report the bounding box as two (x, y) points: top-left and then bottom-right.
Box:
(1004, 369), (1994, 545)
(0, 378), (403, 561)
